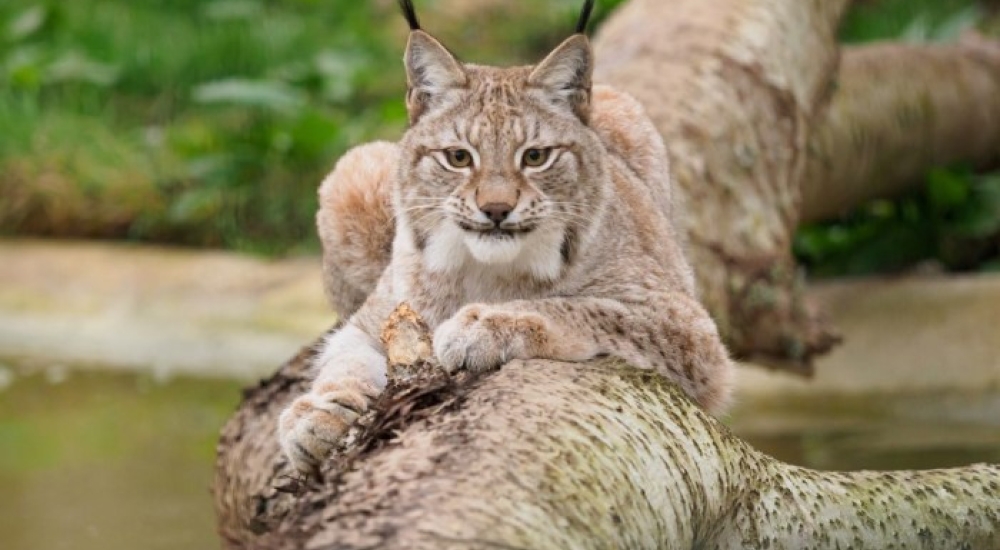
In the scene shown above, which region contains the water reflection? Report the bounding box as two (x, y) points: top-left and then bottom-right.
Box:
(0, 367), (998, 550)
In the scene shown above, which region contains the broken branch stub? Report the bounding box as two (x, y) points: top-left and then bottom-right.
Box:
(380, 302), (436, 380)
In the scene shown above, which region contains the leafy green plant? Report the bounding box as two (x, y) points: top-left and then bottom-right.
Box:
(840, 0), (983, 43)
(797, 0), (1000, 277)
(795, 169), (1000, 276)
(0, 0), (997, 264)
(0, 0), (411, 253)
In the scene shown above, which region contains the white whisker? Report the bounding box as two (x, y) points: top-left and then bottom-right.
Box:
(543, 213), (591, 225)
(399, 205), (440, 214)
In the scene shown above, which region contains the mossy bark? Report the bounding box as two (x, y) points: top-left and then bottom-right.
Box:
(214, 339), (1000, 549)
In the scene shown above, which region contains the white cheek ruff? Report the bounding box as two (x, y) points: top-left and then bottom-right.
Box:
(519, 227), (564, 281)
(424, 221), (470, 273)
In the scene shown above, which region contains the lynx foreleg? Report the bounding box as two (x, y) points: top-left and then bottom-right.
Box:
(434, 296), (733, 414)
(278, 271), (401, 475)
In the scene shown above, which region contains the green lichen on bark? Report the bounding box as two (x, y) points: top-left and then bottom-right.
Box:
(217, 354), (1000, 549)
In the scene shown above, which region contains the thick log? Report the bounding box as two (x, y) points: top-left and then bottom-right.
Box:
(592, 0), (850, 369)
(802, 35), (1000, 222)
(593, 3), (1000, 369)
(214, 0), (1000, 547)
(214, 332), (1000, 549)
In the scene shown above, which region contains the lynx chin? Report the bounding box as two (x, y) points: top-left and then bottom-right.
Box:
(279, 0), (734, 475)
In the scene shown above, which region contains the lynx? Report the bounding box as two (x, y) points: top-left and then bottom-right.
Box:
(279, 0), (733, 475)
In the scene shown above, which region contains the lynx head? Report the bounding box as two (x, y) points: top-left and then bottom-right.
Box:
(394, 0), (608, 279)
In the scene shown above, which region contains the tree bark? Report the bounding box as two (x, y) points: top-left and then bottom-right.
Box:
(214, 325), (1000, 549)
(591, 0), (850, 369)
(592, 1), (1000, 369)
(802, 34), (1000, 222)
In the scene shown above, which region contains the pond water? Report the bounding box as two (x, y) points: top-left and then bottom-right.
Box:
(0, 365), (243, 550)
(1, 364), (998, 550)
(731, 391), (1000, 471)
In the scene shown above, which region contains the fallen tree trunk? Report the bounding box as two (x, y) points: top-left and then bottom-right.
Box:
(593, 0), (1000, 368)
(592, 0), (850, 369)
(214, 319), (1000, 549)
(802, 34), (1000, 222)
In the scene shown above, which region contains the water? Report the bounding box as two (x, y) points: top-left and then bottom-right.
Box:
(731, 392), (1000, 470)
(0, 367), (243, 550)
(1, 366), (998, 550)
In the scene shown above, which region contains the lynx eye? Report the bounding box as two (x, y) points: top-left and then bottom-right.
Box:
(522, 148), (551, 168)
(445, 148), (473, 169)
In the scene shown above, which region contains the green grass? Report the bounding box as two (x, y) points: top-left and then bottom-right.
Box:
(1, 0), (998, 270)
(0, 0), (614, 254)
(0, 0), (423, 253)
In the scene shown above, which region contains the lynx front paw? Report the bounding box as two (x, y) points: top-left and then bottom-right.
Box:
(433, 305), (548, 373)
(278, 377), (380, 475)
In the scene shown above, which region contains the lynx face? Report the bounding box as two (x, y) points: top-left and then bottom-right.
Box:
(394, 31), (607, 278)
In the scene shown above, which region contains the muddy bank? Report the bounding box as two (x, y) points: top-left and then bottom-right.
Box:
(0, 239), (331, 379)
(0, 238), (998, 394)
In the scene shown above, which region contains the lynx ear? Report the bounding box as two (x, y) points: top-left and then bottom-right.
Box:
(404, 31), (467, 124)
(528, 34), (593, 122)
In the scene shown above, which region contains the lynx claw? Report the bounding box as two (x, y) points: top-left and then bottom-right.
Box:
(278, 379), (379, 476)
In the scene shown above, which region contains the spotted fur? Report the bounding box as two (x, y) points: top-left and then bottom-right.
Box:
(280, 5), (734, 475)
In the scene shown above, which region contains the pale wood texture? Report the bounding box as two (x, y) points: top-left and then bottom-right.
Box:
(593, 2), (1000, 369)
(592, 0), (850, 369)
(214, 322), (1000, 549)
(802, 35), (1000, 222)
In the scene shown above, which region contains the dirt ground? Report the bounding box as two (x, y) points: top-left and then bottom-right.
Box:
(0, 238), (997, 395)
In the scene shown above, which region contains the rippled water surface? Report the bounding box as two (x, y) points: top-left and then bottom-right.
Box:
(1, 365), (998, 550)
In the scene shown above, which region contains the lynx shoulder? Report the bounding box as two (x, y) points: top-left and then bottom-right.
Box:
(282, 0), (733, 476)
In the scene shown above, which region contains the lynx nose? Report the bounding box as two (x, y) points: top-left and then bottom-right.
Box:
(479, 202), (513, 225)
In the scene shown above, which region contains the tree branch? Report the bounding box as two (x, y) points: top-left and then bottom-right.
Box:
(802, 34), (1000, 222)
(214, 1), (1000, 546)
(592, 1), (1000, 369)
(592, 0), (851, 369)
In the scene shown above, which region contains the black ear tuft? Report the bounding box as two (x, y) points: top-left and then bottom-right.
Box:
(399, 0), (421, 31)
(575, 0), (595, 35)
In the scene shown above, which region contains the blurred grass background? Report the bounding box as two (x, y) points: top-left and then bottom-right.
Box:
(0, 0), (998, 271)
